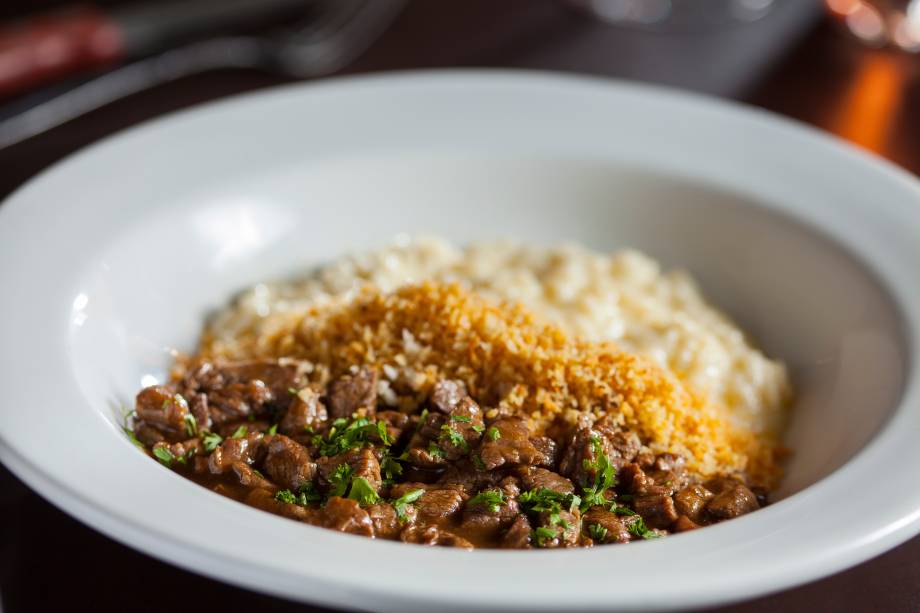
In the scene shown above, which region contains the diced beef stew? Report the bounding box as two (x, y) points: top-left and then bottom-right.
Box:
(129, 359), (765, 549)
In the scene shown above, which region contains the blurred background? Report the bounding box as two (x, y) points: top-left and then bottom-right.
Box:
(0, 1), (918, 612)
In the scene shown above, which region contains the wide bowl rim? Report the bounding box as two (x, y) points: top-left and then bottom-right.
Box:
(1, 69), (919, 612)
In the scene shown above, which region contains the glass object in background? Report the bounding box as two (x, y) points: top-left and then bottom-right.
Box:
(826, 0), (920, 51)
(566, 0), (777, 31)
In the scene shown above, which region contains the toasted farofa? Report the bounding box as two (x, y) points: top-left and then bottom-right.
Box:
(199, 283), (782, 486)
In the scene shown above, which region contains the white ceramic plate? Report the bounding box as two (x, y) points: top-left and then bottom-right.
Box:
(1, 71), (919, 612)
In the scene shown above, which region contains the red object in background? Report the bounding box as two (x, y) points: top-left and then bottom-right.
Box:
(0, 5), (124, 98)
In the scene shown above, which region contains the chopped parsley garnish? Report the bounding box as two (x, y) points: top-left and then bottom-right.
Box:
(152, 446), (175, 467)
(471, 454), (486, 470)
(201, 431), (223, 452)
(439, 424), (469, 452)
(266, 423), (279, 436)
(467, 490), (505, 513)
(275, 483), (324, 506)
(579, 436), (617, 511)
(275, 490), (297, 504)
(347, 477), (381, 507)
(415, 408), (429, 433)
(450, 415), (472, 423)
(392, 488), (425, 523)
(288, 387), (299, 395)
(120, 408), (144, 449)
(380, 452), (404, 480)
(613, 506), (661, 540)
(471, 424), (485, 433)
(328, 463), (354, 497)
(313, 417), (392, 457)
(183, 413), (198, 437)
(427, 442), (445, 458)
(519, 488), (581, 529)
(587, 523), (608, 541)
(230, 425), (248, 439)
(532, 526), (557, 547)
(486, 426), (501, 441)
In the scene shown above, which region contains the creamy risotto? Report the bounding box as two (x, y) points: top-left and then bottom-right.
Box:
(206, 237), (791, 440)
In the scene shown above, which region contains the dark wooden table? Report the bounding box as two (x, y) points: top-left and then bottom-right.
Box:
(1, 2), (918, 612)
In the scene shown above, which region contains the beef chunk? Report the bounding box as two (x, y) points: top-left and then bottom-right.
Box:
(208, 432), (266, 474)
(437, 461), (501, 494)
(327, 367), (378, 420)
(706, 481), (759, 520)
(459, 487), (521, 538)
(262, 435), (315, 491)
(673, 515), (700, 532)
(316, 448), (382, 493)
(673, 484), (714, 522)
(415, 488), (464, 523)
(634, 493), (679, 529)
(559, 420), (640, 488)
(430, 379), (468, 414)
(208, 360), (309, 402)
(207, 380), (273, 423)
(405, 411), (448, 469)
(478, 417), (542, 470)
(501, 515), (533, 549)
(533, 509), (581, 548)
(616, 463), (651, 494)
(134, 422), (165, 446)
(232, 463), (275, 489)
(320, 497), (374, 537)
(438, 397), (485, 461)
(376, 410), (410, 444)
(529, 436), (559, 469)
(367, 503), (406, 539)
(189, 393), (212, 433)
(135, 386), (189, 436)
(515, 466), (574, 495)
(583, 507), (631, 544)
(152, 438), (201, 464)
(400, 525), (473, 549)
(280, 387), (327, 435)
(245, 488), (314, 523)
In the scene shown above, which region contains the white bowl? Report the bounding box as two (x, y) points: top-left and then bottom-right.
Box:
(0, 71), (918, 612)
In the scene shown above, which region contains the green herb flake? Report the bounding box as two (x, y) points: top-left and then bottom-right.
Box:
(315, 417), (392, 456)
(380, 453), (404, 480)
(230, 425), (248, 439)
(275, 489), (297, 504)
(392, 488), (425, 523)
(201, 431), (223, 452)
(427, 442), (445, 458)
(579, 436), (617, 512)
(183, 413), (198, 437)
(328, 463), (354, 498)
(152, 446), (175, 467)
(471, 424), (485, 433)
(519, 488), (581, 529)
(439, 424), (469, 452)
(450, 415), (472, 423)
(288, 387), (299, 395)
(614, 506), (661, 540)
(348, 477), (382, 507)
(471, 454), (486, 470)
(532, 526), (556, 548)
(467, 490), (505, 513)
(266, 423), (279, 436)
(486, 426), (501, 441)
(587, 523), (608, 542)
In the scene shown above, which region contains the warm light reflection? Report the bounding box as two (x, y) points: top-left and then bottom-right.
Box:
(828, 52), (904, 153)
(825, 0), (920, 51)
